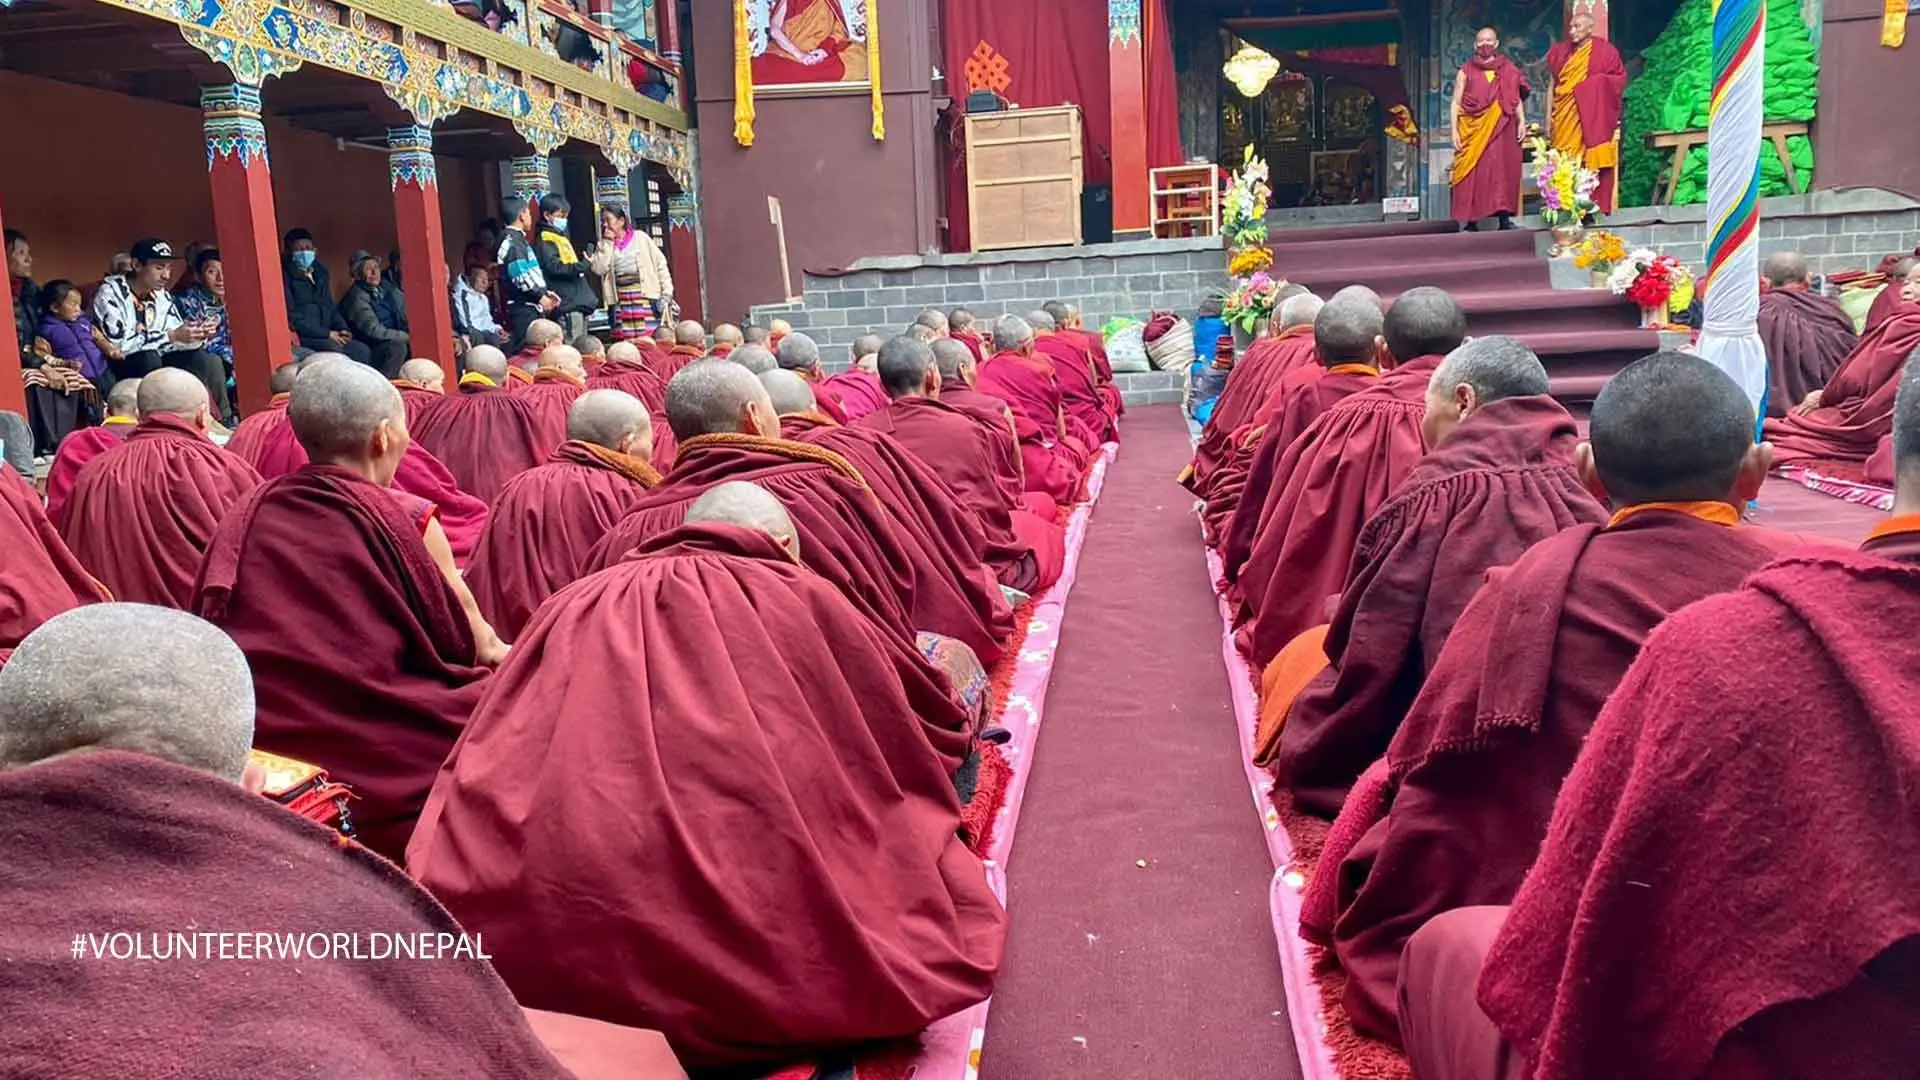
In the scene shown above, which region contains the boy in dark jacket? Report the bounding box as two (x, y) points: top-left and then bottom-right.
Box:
(533, 193), (599, 341)
(496, 196), (558, 351)
(282, 228), (374, 368)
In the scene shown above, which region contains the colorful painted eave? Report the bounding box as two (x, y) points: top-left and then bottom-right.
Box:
(87, 0), (691, 174)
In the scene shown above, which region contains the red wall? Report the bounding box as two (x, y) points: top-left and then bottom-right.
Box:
(0, 70), (484, 294)
(1816, 1), (1920, 200)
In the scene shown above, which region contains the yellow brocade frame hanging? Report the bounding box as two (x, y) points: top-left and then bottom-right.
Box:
(868, 0), (884, 140)
(734, 0), (756, 146)
(1885, 0), (1908, 48)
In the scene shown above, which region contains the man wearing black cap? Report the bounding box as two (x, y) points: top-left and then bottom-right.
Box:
(282, 228), (374, 369)
(90, 238), (229, 419)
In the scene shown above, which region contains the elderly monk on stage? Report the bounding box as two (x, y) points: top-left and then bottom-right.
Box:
(978, 315), (1091, 505)
(659, 320), (708, 381)
(411, 482), (1002, 1072)
(1545, 11), (1625, 213)
(773, 331), (850, 422)
(1320, 354), (1790, 1043)
(1451, 27), (1531, 230)
(58, 370), (260, 609)
(1234, 288), (1468, 666)
(1275, 337), (1606, 816)
(44, 377), (138, 524)
(1185, 288), (1318, 499)
(1030, 307), (1118, 446)
(1764, 262), (1920, 465)
(0, 463), (106, 667)
(194, 358), (506, 862)
(1758, 251), (1859, 417)
(466, 390), (659, 640)
(819, 333), (890, 421)
(1208, 296), (1382, 549)
(1396, 362), (1920, 1080)
(412, 344), (547, 503)
(861, 337), (1063, 596)
(0, 604), (605, 1080)
(393, 357), (447, 427)
(520, 343), (589, 454)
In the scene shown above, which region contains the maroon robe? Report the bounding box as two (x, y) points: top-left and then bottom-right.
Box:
(58, 414), (261, 609)
(226, 396), (490, 566)
(505, 364), (535, 393)
(193, 465), (490, 862)
(1035, 332), (1116, 446)
(779, 412), (1016, 652)
(1764, 306), (1920, 464)
(1862, 281), (1911, 336)
(585, 357), (666, 411)
(519, 370), (588, 456)
(1476, 537), (1920, 1080)
(808, 378), (851, 424)
(394, 383), (443, 429)
(1757, 287), (1859, 417)
(0, 750), (573, 1079)
(1451, 54), (1530, 223)
(819, 368), (889, 421)
(1545, 37), (1626, 212)
(1186, 326), (1319, 499)
(976, 350), (1091, 504)
(952, 329), (987, 365)
(44, 419), (132, 525)
(1275, 395), (1607, 815)
(657, 343), (706, 382)
(408, 523), (1002, 1071)
(1323, 509), (1792, 1041)
(1205, 363), (1378, 548)
(1234, 353), (1444, 666)
(0, 462), (106, 666)
(411, 382), (548, 504)
(465, 440), (662, 640)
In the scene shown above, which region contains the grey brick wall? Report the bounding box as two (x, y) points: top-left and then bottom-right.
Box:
(1607, 209), (1920, 279)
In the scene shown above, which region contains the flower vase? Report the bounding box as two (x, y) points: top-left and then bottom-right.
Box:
(1231, 322), (1253, 354)
(1548, 223), (1586, 258)
(1639, 304), (1664, 328)
(1590, 269), (1610, 288)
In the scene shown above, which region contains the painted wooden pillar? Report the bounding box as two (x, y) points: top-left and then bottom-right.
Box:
(595, 171), (630, 221)
(510, 154), (551, 203)
(0, 204), (25, 417)
(658, 0), (681, 65)
(1108, 0), (1151, 237)
(389, 125), (457, 380)
(1568, 0), (1611, 36)
(202, 84), (291, 417)
(665, 192), (702, 323)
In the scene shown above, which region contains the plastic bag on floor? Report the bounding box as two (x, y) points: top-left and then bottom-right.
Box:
(1106, 324), (1151, 374)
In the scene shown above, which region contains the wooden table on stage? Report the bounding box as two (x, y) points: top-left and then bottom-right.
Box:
(1646, 121), (1811, 205)
(965, 105), (1084, 251)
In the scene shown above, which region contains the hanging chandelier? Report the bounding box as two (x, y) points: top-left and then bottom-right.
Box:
(1223, 43), (1281, 98)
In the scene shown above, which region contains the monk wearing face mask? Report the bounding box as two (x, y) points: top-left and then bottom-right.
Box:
(1450, 27), (1530, 232)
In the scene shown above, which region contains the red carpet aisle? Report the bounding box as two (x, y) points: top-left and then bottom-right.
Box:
(977, 405), (1300, 1080)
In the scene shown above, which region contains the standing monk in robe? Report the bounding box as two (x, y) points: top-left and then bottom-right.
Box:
(44, 377), (138, 525)
(1320, 354), (1792, 1043)
(0, 462), (106, 668)
(1398, 362), (1920, 1080)
(818, 334), (890, 421)
(1451, 27), (1530, 231)
(1184, 288), (1318, 497)
(1033, 306), (1118, 446)
(861, 337), (1064, 595)
(1764, 263), (1920, 464)
(466, 390), (659, 640)
(1545, 12), (1625, 213)
(658, 320), (708, 382)
(410, 483), (1001, 1072)
(58, 370), (260, 609)
(773, 332), (849, 422)
(1234, 288), (1467, 665)
(977, 315), (1091, 505)
(392, 357), (446, 427)
(411, 345), (548, 504)
(1275, 337), (1607, 816)
(193, 358), (508, 862)
(521, 343), (589, 455)
(1758, 251), (1859, 417)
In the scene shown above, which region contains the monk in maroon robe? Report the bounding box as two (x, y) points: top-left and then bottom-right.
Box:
(657, 320), (708, 382)
(763, 370), (1018, 638)
(0, 463), (106, 667)
(1034, 305), (1118, 446)
(819, 335), (890, 422)
(950, 311), (988, 365)
(1235, 288), (1468, 665)
(1758, 251), (1860, 417)
(412, 345), (548, 504)
(1186, 303), (1321, 495)
(467, 392), (661, 640)
(1545, 13), (1626, 212)
(770, 331), (852, 423)
(1450, 27), (1530, 229)
(410, 485), (1002, 1071)
(194, 358), (507, 862)
(977, 316), (1091, 505)
(58, 370), (261, 610)
(0, 605), (582, 1080)
(1321, 354), (1790, 1042)
(588, 339), (666, 408)
(1864, 256), (1917, 335)
(519, 344), (589, 455)
(1764, 265), (1920, 465)
(1052, 302), (1124, 421)
(1399, 382), (1920, 1075)
(392, 357), (447, 428)
(1275, 337), (1607, 816)
(44, 377), (137, 524)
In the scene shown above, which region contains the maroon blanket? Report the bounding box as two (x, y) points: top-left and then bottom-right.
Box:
(59, 414), (261, 609)
(586, 357), (665, 410)
(0, 750), (572, 1078)
(1758, 287), (1859, 417)
(43, 419), (131, 524)
(1205, 363), (1378, 548)
(395, 383), (443, 428)
(1479, 541), (1920, 1080)
(1187, 326), (1318, 499)
(0, 462), (106, 664)
(194, 465), (490, 861)
(466, 440), (661, 640)
(409, 523), (1001, 1069)
(519, 371), (587, 457)
(1765, 306), (1920, 464)
(1324, 510), (1792, 1040)
(1276, 395), (1607, 815)
(411, 382), (548, 504)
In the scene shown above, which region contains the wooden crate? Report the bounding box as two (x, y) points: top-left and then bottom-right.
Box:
(966, 105), (1084, 251)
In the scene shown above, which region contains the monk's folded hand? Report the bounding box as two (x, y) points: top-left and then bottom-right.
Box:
(1797, 390), (1823, 413)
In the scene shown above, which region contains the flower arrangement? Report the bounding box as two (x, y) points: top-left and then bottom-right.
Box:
(1607, 248), (1696, 317)
(1228, 246), (1273, 277)
(1223, 272), (1284, 334)
(1572, 230), (1628, 275)
(1223, 145), (1272, 250)
(1529, 138), (1601, 228)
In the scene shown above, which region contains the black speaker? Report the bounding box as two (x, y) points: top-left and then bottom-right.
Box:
(1082, 184), (1113, 245)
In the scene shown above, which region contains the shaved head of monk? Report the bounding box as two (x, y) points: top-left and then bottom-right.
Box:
(104, 376), (142, 419)
(768, 317), (792, 338)
(743, 325), (771, 347)
(397, 358), (446, 392)
(653, 325), (675, 345)
(0, 604), (254, 783)
(606, 340), (643, 366)
(776, 332), (823, 377)
(878, 334), (941, 399)
(930, 337), (976, 386)
(1384, 286), (1469, 366)
(1568, 10), (1594, 42)
(903, 324), (937, 343)
(1329, 284), (1385, 315)
(685, 479), (800, 559)
(1888, 348), (1920, 507)
(665, 358), (779, 441)
(949, 307), (976, 333)
(759, 368), (819, 415)
(568, 388), (653, 461)
(538, 344), (585, 375)
(1042, 300), (1072, 330)
(731, 344), (778, 375)
(1278, 291), (1325, 330)
(523, 319), (564, 351)
(464, 344), (509, 382)
(1025, 309), (1057, 332)
(290, 356), (410, 485)
(1423, 335), (1550, 446)
(1764, 250), (1812, 289)
(851, 334), (886, 371)
(572, 334), (605, 358)
(675, 320), (707, 347)
(993, 315), (1035, 355)
(269, 356), (318, 395)
(1314, 296), (1385, 368)
(915, 309), (950, 337)
(1578, 351), (1769, 508)
(713, 323), (744, 348)
(135, 368), (213, 429)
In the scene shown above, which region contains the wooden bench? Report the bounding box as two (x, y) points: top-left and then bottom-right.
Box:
(1645, 121), (1810, 205)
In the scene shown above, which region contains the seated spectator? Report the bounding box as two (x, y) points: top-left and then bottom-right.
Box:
(34, 280), (108, 384)
(338, 251), (410, 376)
(175, 249), (234, 390)
(534, 194), (599, 340)
(282, 228), (374, 369)
(7, 229), (39, 361)
(27, 280), (108, 453)
(453, 264), (503, 349)
(91, 238), (229, 423)
(83, 253), (132, 312)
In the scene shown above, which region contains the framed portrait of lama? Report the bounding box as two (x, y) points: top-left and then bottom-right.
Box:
(744, 0), (874, 90)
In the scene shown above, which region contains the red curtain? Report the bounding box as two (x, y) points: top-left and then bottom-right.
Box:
(1144, 0), (1183, 169)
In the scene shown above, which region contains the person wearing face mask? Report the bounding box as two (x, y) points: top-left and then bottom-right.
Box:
(1449, 27), (1531, 231)
(281, 228), (375, 369)
(532, 194), (599, 342)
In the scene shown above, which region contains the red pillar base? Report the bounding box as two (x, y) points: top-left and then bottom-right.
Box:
(203, 84), (292, 416)
(390, 125), (457, 382)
